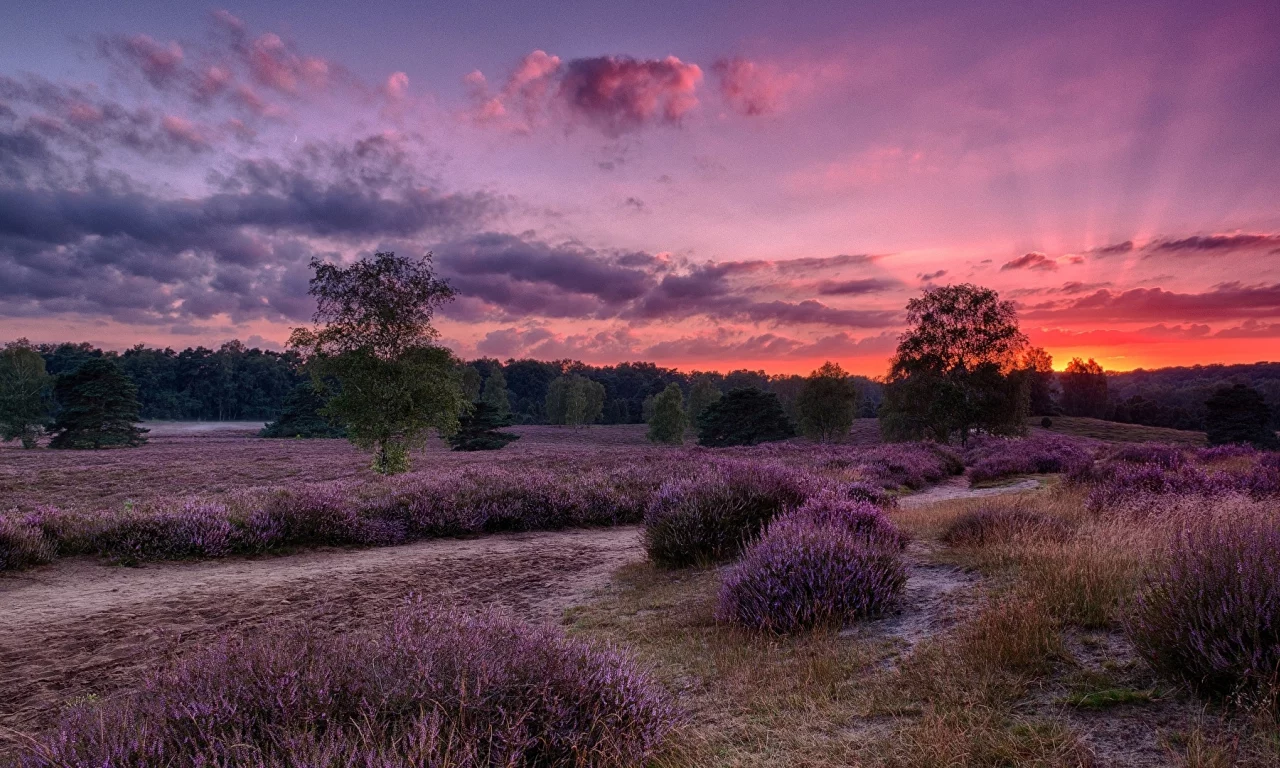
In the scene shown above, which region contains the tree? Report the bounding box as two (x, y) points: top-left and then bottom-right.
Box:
(879, 284), (1029, 445)
(0, 339), (52, 448)
(697, 387), (795, 447)
(1022, 347), (1058, 416)
(48, 358), (148, 449)
(796, 361), (860, 443)
(1205, 384), (1279, 449)
(480, 366), (511, 418)
(461, 365), (483, 401)
(687, 375), (722, 423)
(259, 381), (345, 438)
(545, 374), (605, 426)
(647, 383), (687, 444)
(289, 251), (467, 474)
(1061, 358), (1108, 417)
(448, 401), (521, 451)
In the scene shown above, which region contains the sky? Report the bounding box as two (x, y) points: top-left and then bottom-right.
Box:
(1, 0), (1278, 376)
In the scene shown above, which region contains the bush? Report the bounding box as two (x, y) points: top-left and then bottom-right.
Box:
(789, 493), (908, 549)
(963, 434), (1093, 485)
(643, 460), (814, 568)
(20, 603), (678, 767)
(941, 503), (1071, 548)
(716, 512), (906, 633)
(1126, 516), (1280, 704)
(0, 513), (55, 570)
(1041, 416), (1053, 428)
(696, 387), (795, 447)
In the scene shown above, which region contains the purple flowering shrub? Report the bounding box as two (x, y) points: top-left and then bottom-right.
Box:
(642, 460), (817, 568)
(1069, 446), (1280, 510)
(940, 502), (1072, 547)
(716, 500), (907, 633)
(964, 434), (1095, 485)
(788, 493), (909, 549)
(0, 513), (55, 571)
(1125, 515), (1280, 705)
(19, 602), (678, 767)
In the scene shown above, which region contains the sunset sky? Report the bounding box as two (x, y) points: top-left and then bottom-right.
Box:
(2, 0), (1278, 376)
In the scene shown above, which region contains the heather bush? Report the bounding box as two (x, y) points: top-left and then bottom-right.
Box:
(716, 512), (907, 632)
(643, 460), (816, 568)
(963, 434), (1093, 485)
(845, 480), (897, 507)
(1106, 443), (1187, 469)
(0, 513), (54, 570)
(1126, 515), (1280, 705)
(18, 602), (678, 767)
(788, 493), (908, 549)
(940, 503), (1072, 548)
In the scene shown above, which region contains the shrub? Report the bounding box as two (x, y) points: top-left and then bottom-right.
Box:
(716, 513), (906, 633)
(1126, 516), (1280, 704)
(941, 503), (1071, 548)
(643, 460), (815, 568)
(963, 434), (1093, 485)
(19, 602), (678, 767)
(788, 493), (908, 549)
(1107, 442), (1187, 469)
(1041, 416), (1053, 428)
(0, 513), (55, 570)
(845, 481), (898, 508)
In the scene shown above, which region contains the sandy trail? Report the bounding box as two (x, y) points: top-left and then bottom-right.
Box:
(0, 527), (643, 738)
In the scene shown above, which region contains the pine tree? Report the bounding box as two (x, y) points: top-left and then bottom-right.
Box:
(49, 358), (148, 449)
(696, 387), (795, 447)
(260, 381), (346, 438)
(481, 367), (511, 418)
(0, 339), (52, 448)
(448, 401), (521, 451)
(647, 383), (687, 444)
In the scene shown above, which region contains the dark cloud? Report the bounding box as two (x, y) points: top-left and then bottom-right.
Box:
(815, 277), (899, 295)
(1023, 283), (1280, 324)
(917, 269), (946, 281)
(1147, 233), (1280, 255)
(773, 253), (877, 273)
(1001, 252), (1058, 271)
(1090, 240), (1134, 256)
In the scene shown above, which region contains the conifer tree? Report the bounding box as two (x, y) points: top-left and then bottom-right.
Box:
(696, 387), (795, 447)
(49, 358), (148, 449)
(448, 401), (521, 451)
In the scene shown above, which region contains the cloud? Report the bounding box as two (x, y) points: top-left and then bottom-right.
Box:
(815, 277), (899, 295)
(466, 51), (703, 136)
(98, 34), (184, 88)
(1147, 233), (1280, 255)
(711, 58), (797, 116)
(1089, 240), (1134, 256)
(918, 269), (946, 281)
(1023, 283), (1280, 323)
(1001, 252), (1058, 271)
(772, 253), (879, 274)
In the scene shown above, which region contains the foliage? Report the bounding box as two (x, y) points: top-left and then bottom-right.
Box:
(544, 374), (606, 426)
(1105, 361), (1280, 432)
(480, 365), (512, 418)
(0, 512), (56, 570)
(461, 364), (483, 400)
(715, 504), (907, 632)
(48, 358), (148, 449)
(963, 433), (1094, 484)
(259, 381), (346, 438)
(696, 387), (795, 447)
(1060, 357), (1109, 417)
(19, 602), (677, 767)
(786, 493), (908, 548)
(646, 382), (687, 444)
(796, 361), (860, 443)
(880, 283), (1030, 445)
(1205, 383), (1279, 448)
(289, 252), (466, 474)
(1023, 346), (1058, 415)
(1126, 515), (1280, 705)
(448, 401), (521, 451)
(642, 460), (814, 567)
(687, 374), (722, 422)
(0, 338), (51, 447)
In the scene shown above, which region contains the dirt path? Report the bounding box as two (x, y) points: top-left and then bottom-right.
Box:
(0, 527), (643, 738)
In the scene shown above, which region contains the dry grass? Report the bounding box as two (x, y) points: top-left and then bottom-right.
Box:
(1030, 416), (1206, 445)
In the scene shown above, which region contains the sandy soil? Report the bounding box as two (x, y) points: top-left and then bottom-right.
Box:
(0, 527), (643, 739)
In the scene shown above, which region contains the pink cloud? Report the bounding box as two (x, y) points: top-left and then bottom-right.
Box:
(246, 33), (331, 94)
(1001, 252), (1058, 271)
(711, 58), (798, 115)
(160, 115), (210, 151)
(100, 34), (184, 88)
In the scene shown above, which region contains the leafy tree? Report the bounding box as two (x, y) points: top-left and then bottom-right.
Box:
(448, 401), (521, 451)
(289, 251), (466, 474)
(1022, 347), (1058, 416)
(1205, 384), (1279, 448)
(259, 381), (345, 438)
(502, 359), (564, 423)
(1061, 357), (1108, 418)
(697, 387), (795, 447)
(0, 339), (52, 448)
(480, 366), (512, 418)
(460, 365), (483, 401)
(879, 284), (1029, 445)
(796, 361), (860, 443)
(687, 375), (722, 422)
(545, 374), (606, 427)
(48, 358), (148, 449)
(647, 383), (687, 444)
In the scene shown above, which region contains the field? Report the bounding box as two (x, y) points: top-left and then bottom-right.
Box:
(2, 426), (1278, 766)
